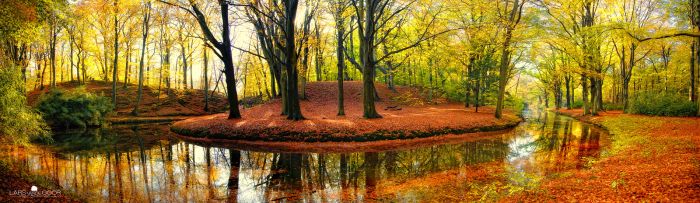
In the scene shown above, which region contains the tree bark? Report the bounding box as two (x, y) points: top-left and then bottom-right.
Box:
(282, 0), (304, 120)
(495, 0), (523, 119)
(203, 45), (210, 112)
(565, 75), (571, 109)
(333, 0), (347, 116)
(692, 43), (697, 102)
(582, 75), (589, 115)
(112, 0), (119, 108)
(131, 2), (151, 116)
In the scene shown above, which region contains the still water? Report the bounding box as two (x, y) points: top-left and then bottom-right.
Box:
(1, 111), (608, 202)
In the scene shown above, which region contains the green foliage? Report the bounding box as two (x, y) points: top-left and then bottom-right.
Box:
(0, 65), (50, 144)
(571, 100), (584, 109)
(603, 102), (624, 111)
(36, 88), (113, 129)
(505, 94), (525, 115)
(630, 92), (697, 116)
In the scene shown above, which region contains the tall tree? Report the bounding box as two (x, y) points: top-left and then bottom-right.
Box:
(331, 0), (349, 116)
(112, 0), (120, 107)
(132, 0), (152, 115)
(349, 0), (445, 118)
(240, 0), (316, 120)
(495, 0), (525, 119)
(160, 0), (242, 119)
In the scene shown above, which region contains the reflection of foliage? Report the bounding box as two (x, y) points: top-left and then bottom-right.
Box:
(0, 65), (50, 144)
(51, 128), (118, 153)
(36, 88), (113, 129)
(50, 124), (173, 154)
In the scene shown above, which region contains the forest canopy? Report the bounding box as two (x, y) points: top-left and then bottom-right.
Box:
(0, 0), (698, 126)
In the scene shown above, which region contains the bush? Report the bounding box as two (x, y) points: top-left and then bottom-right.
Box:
(571, 100), (584, 109)
(0, 65), (51, 144)
(630, 92), (697, 116)
(505, 95), (525, 115)
(603, 102), (625, 111)
(36, 88), (113, 129)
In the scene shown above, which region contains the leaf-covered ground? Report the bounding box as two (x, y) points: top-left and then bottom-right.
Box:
(515, 109), (700, 201)
(171, 81), (521, 144)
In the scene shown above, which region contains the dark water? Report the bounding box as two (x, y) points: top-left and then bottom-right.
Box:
(1, 110), (608, 202)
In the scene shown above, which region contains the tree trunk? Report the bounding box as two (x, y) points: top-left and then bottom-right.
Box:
(582, 75), (589, 115)
(691, 43), (696, 102)
(565, 75), (571, 109)
(131, 2), (151, 116)
(590, 77), (598, 115)
(315, 21), (323, 82)
(50, 20), (58, 88)
(335, 4), (346, 116)
(203, 45), (210, 112)
(211, 2), (242, 119)
(544, 89), (549, 108)
(282, 0), (304, 120)
(112, 0), (119, 108)
(495, 0), (522, 119)
(181, 39), (188, 89)
(124, 42), (131, 88)
(359, 0), (381, 119)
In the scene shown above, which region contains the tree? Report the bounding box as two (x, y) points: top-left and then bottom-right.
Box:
(112, 0), (120, 107)
(160, 0), (242, 119)
(348, 0), (445, 118)
(240, 0), (316, 120)
(495, 0), (525, 119)
(331, 0), (349, 116)
(132, 0), (152, 116)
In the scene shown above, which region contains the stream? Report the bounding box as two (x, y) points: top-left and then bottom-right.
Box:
(0, 109), (609, 202)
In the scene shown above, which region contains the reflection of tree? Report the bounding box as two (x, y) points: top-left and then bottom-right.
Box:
(228, 149), (240, 202)
(462, 139), (510, 166)
(5, 115), (610, 202)
(384, 152), (397, 176)
(364, 152), (379, 199)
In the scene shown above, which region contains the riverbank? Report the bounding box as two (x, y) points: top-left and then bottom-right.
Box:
(369, 109), (700, 201)
(171, 81), (521, 143)
(513, 109), (700, 201)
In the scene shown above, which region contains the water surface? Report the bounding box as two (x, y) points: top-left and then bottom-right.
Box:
(1, 111), (608, 202)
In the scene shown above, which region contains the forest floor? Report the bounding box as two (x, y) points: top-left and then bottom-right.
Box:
(514, 109), (700, 201)
(171, 81), (521, 143)
(27, 81), (229, 121)
(376, 108), (700, 202)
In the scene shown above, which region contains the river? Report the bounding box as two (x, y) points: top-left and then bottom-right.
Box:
(0, 110), (608, 202)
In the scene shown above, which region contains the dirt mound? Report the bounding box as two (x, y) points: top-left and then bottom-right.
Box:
(27, 81), (228, 117)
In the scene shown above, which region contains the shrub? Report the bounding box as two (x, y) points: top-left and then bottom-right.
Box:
(603, 102), (625, 111)
(0, 65), (51, 144)
(505, 95), (525, 115)
(630, 92), (697, 116)
(571, 100), (584, 109)
(36, 88), (113, 129)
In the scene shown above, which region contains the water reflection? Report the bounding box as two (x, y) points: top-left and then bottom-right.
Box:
(0, 112), (608, 202)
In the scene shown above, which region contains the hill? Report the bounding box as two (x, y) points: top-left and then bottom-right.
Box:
(28, 81), (228, 117)
(172, 81), (521, 147)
